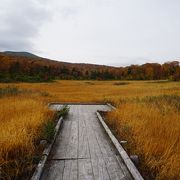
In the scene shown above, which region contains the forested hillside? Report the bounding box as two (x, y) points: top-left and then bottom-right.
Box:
(0, 52), (179, 82)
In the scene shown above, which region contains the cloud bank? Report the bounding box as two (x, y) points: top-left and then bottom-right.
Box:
(0, 0), (51, 51)
(0, 0), (180, 65)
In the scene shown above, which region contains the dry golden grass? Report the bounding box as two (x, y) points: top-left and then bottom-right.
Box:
(1, 80), (179, 102)
(107, 97), (180, 179)
(0, 95), (54, 179)
(0, 80), (179, 179)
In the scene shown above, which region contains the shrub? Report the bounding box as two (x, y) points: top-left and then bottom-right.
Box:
(55, 105), (70, 119)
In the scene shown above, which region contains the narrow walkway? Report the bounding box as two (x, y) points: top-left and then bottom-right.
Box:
(41, 105), (132, 180)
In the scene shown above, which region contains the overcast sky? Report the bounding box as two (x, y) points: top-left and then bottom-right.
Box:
(0, 0), (180, 66)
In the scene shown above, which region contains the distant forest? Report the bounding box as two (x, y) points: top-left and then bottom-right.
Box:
(0, 52), (179, 82)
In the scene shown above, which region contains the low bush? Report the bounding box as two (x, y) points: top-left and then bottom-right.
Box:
(55, 105), (70, 119)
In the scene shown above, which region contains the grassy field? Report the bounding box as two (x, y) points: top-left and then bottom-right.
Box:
(0, 80), (179, 179)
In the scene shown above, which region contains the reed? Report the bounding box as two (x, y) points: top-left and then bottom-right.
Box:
(0, 80), (179, 179)
(0, 96), (54, 179)
(107, 95), (180, 179)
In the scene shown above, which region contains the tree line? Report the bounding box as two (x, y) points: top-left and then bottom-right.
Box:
(0, 53), (179, 82)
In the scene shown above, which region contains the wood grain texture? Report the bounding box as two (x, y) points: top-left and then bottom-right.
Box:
(40, 105), (133, 180)
(96, 112), (143, 180)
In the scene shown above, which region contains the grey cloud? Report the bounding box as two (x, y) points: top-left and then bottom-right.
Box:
(60, 7), (78, 19)
(0, 0), (51, 51)
(0, 39), (32, 51)
(0, 0), (180, 66)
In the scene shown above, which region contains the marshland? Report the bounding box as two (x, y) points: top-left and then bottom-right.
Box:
(0, 80), (179, 179)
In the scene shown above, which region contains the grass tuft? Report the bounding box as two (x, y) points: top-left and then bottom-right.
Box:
(55, 105), (70, 119)
(41, 120), (55, 143)
(0, 86), (20, 97)
(113, 82), (129, 86)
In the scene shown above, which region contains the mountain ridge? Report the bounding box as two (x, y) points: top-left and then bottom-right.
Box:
(1, 51), (114, 68)
(0, 51), (179, 82)
(3, 51), (39, 58)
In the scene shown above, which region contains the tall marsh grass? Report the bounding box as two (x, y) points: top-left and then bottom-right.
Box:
(0, 80), (179, 179)
(0, 96), (54, 179)
(107, 95), (180, 179)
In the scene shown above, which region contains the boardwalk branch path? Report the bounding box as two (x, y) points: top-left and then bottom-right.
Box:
(40, 105), (133, 180)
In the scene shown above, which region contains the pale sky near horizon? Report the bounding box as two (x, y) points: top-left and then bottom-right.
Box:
(0, 0), (180, 66)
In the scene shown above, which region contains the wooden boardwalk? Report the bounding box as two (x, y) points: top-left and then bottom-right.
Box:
(40, 105), (132, 180)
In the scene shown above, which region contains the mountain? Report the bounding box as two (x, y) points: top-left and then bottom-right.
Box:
(3, 51), (39, 58)
(0, 51), (179, 82)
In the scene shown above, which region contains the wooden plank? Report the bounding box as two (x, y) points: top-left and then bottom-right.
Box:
(63, 160), (78, 180)
(82, 106), (111, 179)
(91, 115), (128, 180)
(104, 156), (127, 180)
(107, 103), (116, 110)
(78, 106), (90, 159)
(97, 111), (143, 180)
(87, 111), (128, 180)
(91, 158), (110, 180)
(50, 119), (72, 159)
(83, 105), (133, 180)
(116, 155), (133, 179)
(91, 113), (116, 157)
(65, 120), (78, 158)
(82, 107), (102, 158)
(78, 159), (94, 180)
(51, 106), (78, 159)
(39, 104), (139, 180)
(40, 160), (64, 180)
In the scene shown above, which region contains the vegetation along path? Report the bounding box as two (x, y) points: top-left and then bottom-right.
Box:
(41, 104), (133, 180)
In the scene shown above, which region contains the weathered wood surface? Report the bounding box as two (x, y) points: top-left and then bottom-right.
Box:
(41, 105), (132, 180)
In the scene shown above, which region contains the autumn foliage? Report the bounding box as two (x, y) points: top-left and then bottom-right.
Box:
(0, 53), (179, 82)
